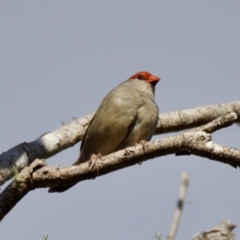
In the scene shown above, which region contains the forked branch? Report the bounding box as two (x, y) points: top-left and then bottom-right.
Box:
(0, 112), (239, 221)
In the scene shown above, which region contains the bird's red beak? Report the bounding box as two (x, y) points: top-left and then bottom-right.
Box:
(147, 75), (161, 84)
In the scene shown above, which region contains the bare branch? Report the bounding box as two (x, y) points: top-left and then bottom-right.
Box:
(0, 113), (239, 221)
(197, 112), (238, 133)
(0, 100), (239, 188)
(192, 220), (236, 240)
(156, 101), (240, 134)
(0, 113), (92, 186)
(0, 159), (47, 221)
(167, 172), (189, 240)
(0, 102), (239, 186)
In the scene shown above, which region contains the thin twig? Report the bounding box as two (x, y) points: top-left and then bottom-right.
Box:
(166, 172), (189, 240)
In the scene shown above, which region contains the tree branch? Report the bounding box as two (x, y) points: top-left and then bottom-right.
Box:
(0, 112), (239, 221)
(0, 159), (47, 221)
(0, 113), (93, 186)
(156, 101), (240, 134)
(0, 101), (239, 186)
(192, 220), (236, 240)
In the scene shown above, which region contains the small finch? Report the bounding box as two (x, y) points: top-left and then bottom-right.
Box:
(49, 71), (160, 193)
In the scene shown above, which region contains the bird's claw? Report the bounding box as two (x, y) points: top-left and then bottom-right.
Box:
(88, 153), (102, 179)
(139, 139), (147, 146)
(135, 139), (148, 165)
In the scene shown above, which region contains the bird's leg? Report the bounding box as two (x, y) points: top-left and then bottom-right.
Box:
(88, 153), (102, 169)
(139, 139), (147, 146)
(88, 153), (102, 178)
(135, 139), (148, 165)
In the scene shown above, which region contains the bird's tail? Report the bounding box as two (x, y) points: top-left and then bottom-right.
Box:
(48, 183), (76, 193)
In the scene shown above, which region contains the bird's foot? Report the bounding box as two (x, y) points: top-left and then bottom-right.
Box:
(139, 139), (147, 146)
(88, 153), (102, 179)
(135, 140), (148, 165)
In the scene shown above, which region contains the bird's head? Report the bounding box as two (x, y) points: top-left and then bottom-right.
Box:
(129, 71), (160, 86)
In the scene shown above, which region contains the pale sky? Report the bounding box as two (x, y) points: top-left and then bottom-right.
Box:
(1, 1), (240, 239)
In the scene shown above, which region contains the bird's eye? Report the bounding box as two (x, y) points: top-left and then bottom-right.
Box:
(138, 75), (143, 80)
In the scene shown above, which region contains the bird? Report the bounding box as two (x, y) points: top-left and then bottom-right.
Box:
(49, 71), (160, 193)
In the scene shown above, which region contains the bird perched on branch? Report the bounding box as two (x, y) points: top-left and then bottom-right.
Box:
(49, 71), (161, 193)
